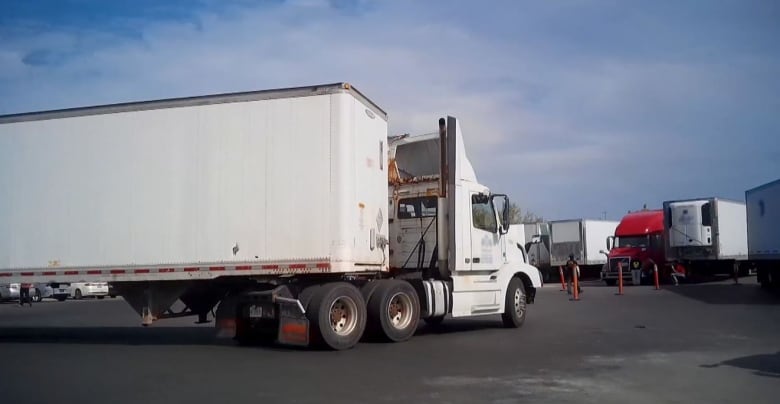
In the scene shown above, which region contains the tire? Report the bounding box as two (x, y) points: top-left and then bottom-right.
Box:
(501, 277), (527, 328)
(604, 279), (617, 286)
(307, 283), (366, 350)
(74, 289), (83, 299)
(32, 289), (42, 303)
(366, 280), (420, 343)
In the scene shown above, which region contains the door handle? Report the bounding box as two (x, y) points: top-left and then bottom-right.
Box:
(473, 258), (481, 263)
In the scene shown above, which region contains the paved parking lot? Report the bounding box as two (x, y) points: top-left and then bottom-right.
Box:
(0, 278), (778, 404)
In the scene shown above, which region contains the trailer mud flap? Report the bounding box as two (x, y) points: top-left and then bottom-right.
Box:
(278, 317), (309, 346)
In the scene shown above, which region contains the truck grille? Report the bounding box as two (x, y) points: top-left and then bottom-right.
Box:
(609, 257), (631, 273)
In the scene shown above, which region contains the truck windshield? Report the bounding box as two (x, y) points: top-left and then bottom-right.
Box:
(615, 236), (648, 248)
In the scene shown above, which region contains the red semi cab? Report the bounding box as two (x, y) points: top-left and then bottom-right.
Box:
(601, 209), (676, 285)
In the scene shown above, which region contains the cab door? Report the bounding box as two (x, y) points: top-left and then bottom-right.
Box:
(467, 190), (503, 271)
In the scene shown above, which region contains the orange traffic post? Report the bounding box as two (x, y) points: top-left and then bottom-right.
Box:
(617, 261), (624, 295)
(572, 268), (580, 301)
(653, 264), (660, 290)
(559, 266), (566, 291)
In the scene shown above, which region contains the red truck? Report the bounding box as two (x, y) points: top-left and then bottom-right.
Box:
(600, 209), (677, 285)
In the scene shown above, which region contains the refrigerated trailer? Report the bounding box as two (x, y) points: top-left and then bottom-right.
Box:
(746, 179), (780, 289)
(549, 219), (618, 277)
(663, 198), (748, 276)
(0, 83), (541, 350)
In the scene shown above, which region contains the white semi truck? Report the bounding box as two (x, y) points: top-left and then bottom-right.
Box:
(745, 179), (780, 289)
(0, 83), (541, 350)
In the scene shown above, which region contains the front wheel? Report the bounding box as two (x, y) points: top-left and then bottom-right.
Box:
(32, 289), (43, 303)
(501, 277), (527, 328)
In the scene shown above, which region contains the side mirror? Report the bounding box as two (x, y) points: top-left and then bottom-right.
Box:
(531, 235), (541, 244)
(490, 194), (510, 234)
(606, 236), (614, 251)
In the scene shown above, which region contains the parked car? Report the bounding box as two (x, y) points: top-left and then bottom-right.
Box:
(67, 282), (109, 299)
(0, 283), (69, 302)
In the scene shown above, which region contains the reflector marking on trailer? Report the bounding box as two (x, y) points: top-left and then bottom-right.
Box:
(184, 267), (199, 272)
(87, 270), (101, 275)
(261, 264), (279, 270)
(43, 271), (56, 276)
(289, 264), (306, 269)
(316, 263), (330, 269)
(110, 269), (125, 274)
(236, 265), (252, 270)
(64, 271), (79, 275)
(209, 266), (226, 271)
(158, 268), (175, 273)
(0, 273), (11, 277)
(21, 272), (34, 276)
(134, 269), (150, 274)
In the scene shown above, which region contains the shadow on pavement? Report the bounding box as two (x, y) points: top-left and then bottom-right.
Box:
(701, 352), (780, 378)
(0, 326), (226, 346)
(662, 284), (780, 305)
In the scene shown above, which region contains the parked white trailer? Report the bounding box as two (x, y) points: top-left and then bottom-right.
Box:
(663, 198), (748, 276)
(745, 179), (780, 289)
(522, 222), (552, 281)
(0, 83), (541, 350)
(549, 219), (618, 274)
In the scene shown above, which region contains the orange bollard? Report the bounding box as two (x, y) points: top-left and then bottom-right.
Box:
(617, 262), (624, 295)
(653, 264), (660, 290)
(559, 266), (566, 291)
(572, 267), (580, 301)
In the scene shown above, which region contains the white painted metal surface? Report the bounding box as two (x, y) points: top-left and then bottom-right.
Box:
(663, 198), (747, 261)
(715, 200), (748, 259)
(746, 179), (780, 260)
(549, 219), (618, 266)
(0, 84), (389, 281)
(582, 220), (618, 265)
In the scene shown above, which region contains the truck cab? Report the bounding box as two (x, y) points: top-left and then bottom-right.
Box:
(601, 209), (669, 285)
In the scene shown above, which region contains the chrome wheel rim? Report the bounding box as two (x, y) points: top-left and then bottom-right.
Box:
(387, 292), (414, 330)
(329, 296), (358, 336)
(513, 287), (526, 318)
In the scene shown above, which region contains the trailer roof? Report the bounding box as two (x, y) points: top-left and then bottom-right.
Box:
(745, 178), (780, 195)
(0, 82), (387, 124)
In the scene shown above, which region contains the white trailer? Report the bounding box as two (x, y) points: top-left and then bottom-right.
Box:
(745, 179), (780, 289)
(522, 222), (552, 281)
(549, 219), (618, 273)
(0, 83), (541, 350)
(663, 197), (748, 276)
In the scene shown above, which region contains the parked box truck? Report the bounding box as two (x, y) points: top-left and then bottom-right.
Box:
(0, 83), (541, 350)
(549, 219), (618, 276)
(663, 198), (748, 276)
(746, 179), (780, 289)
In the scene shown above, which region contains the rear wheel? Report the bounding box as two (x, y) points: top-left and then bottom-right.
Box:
(307, 283), (366, 350)
(501, 277), (527, 328)
(32, 289), (42, 303)
(366, 280), (420, 343)
(74, 289), (83, 299)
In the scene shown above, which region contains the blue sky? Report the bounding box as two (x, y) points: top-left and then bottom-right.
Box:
(1, 0), (778, 221)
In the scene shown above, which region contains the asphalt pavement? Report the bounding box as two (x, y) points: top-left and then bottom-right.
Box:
(0, 278), (778, 404)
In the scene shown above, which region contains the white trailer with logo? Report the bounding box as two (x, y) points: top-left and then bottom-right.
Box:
(745, 180), (780, 289)
(0, 83), (541, 350)
(663, 197), (748, 276)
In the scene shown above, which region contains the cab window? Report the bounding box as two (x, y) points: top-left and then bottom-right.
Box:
(471, 194), (497, 233)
